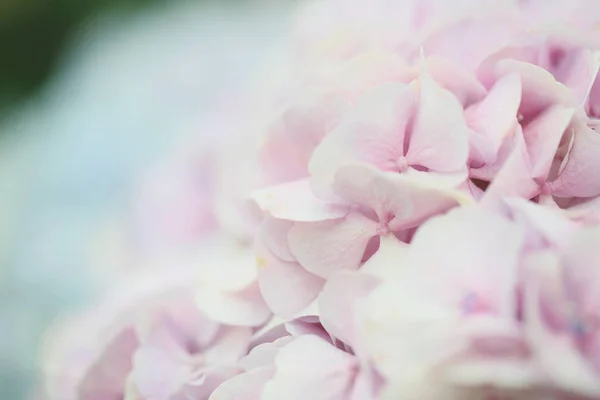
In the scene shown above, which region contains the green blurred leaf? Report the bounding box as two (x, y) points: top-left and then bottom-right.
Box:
(0, 0), (158, 111)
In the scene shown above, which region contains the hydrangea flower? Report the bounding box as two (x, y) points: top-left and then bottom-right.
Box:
(35, 0), (600, 399)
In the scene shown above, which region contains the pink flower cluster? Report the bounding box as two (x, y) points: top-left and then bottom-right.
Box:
(36, 1), (600, 400)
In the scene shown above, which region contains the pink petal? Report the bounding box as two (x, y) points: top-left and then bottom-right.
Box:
(588, 72), (600, 117)
(208, 367), (274, 400)
(553, 48), (600, 107)
(259, 217), (295, 262)
(239, 337), (294, 371)
(407, 207), (525, 316)
(252, 179), (348, 222)
(309, 82), (416, 190)
(387, 170), (473, 231)
(195, 282), (271, 327)
(79, 329), (139, 400)
(124, 374), (143, 400)
(467, 128), (496, 171)
(182, 366), (241, 400)
(425, 56), (486, 107)
(327, 50), (415, 101)
(288, 211), (378, 278)
(503, 197), (578, 249)
(136, 297), (220, 353)
(255, 232), (324, 318)
(482, 127), (539, 203)
(524, 281), (600, 397)
(421, 15), (519, 72)
(561, 227), (600, 318)
(333, 163), (470, 230)
(259, 90), (349, 183)
(204, 326), (253, 365)
(349, 370), (379, 400)
(493, 59), (573, 122)
(550, 120), (600, 198)
(359, 280), (459, 380)
(197, 240), (259, 292)
(131, 342), (189, 400)
(477, 45), (537, 88)
(261, 336), (358, 400)
(523, 105), (574, 181)
(331, 164), (412, 221)
(465, 73), (521, 166)
(406, 70), (470, 173)
(319, 270), (380, 347)
(249, 319), (290, 349)
(359, 235), (410, 280)
(469, 121), (520, 181)
(285, 318), (332, 342)
(565, 195), (600, 224)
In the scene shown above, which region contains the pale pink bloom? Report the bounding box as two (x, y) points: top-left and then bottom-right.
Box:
(38, 246), (269, 400)
(484, 113), (600, 206)
(309, 73), (470, 193)
(376, 2), (600, 208)
(256, 52), (485, 189)
(469, 57), (600, 205)
(351, 198), (600, 398)
(479, 106), (572, 203)
(476, 35), (600, 113)
(38, 267), (211, 400)
(251, 67), (475, 316)
(253, 171), (469, 317)
(130, 293), (247, 400)
(267, 71), (473, 249)
(356, 206), (542, 394)
(256, 51), (412, 187)
(38, 1), (600, 400)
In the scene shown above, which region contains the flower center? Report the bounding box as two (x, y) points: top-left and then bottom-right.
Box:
(396, 155), (409, 173)
(376, 221), (390, 236)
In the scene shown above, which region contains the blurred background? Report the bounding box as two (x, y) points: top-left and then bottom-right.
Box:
(0, 0), (294, 398)
(0, 0), (155, 111)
